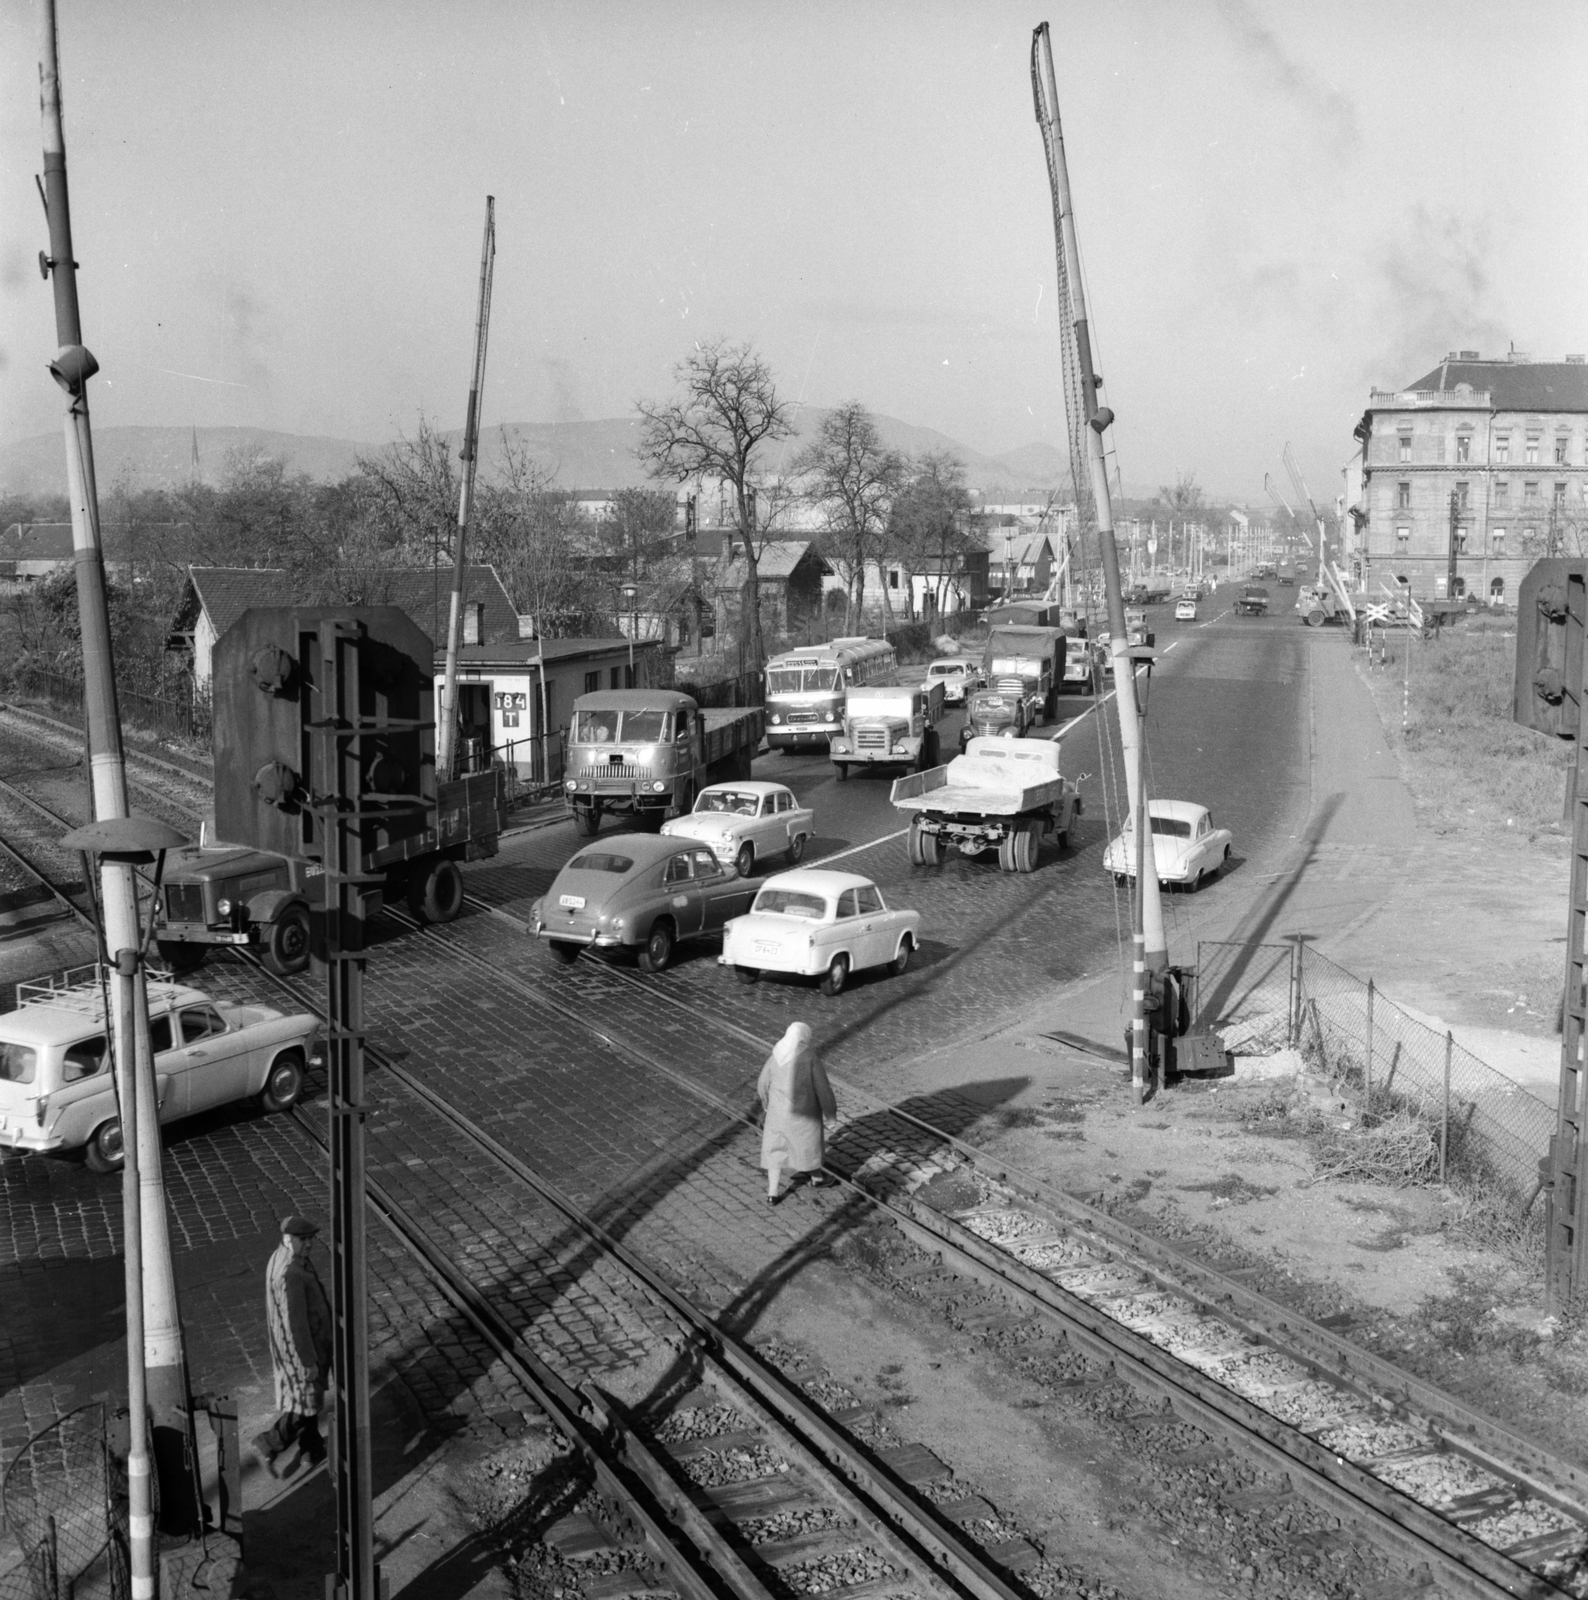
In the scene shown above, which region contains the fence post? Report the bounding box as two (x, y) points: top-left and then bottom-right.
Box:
(1441, 1029), (1452, 1184)
(1365, 978), (1375, 1119)
(1287, 939), (1302, 1047)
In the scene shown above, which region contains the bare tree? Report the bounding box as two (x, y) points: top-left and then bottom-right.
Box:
(637, 339), (793, 670)
(794, 401), (904, 631)
(887, 451), (975, 620)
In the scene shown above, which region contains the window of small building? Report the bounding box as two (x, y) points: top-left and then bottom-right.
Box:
(584, 670), (600, 694)
(610, 667), (622, 690)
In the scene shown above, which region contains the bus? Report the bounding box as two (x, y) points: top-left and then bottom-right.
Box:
(764, 637), (896, 750)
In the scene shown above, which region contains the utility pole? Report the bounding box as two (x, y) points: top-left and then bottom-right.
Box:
(1031, 22), (1166, 1102)
(37, 0), (197, 1571)
(437, 197), (496, 779)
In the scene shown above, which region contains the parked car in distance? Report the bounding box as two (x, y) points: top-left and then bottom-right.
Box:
(660, 781), (814, 878)
(924, 656), (984, 705)
(720, 869), (920, 996)
(0, 965), (320, 1173)
(530, 834), (756, 972)
(1174, 598), (1198, 621)
(1102, 800), (1232, 890)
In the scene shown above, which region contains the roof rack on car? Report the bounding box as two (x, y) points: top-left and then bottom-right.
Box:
(16, 961), (178, 1013)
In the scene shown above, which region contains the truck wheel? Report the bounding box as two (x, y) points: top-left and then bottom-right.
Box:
(734, 965), (760, 985)
(638, 920), (675, 973)
(734, 841), (756, 879)
(410, 859), (464, 924)
(998, 833), (1017, 872)
(907, 820), (924, 865)
(574, 802), (603, 837)
(1013, 821), (1039, 874)
(259, 1051), (305, 1113)
(921, 828), (945, 867)
(84, 1118), (125, 1175)
(547, 940), (581, 964)
(835, 763), (849, 782)
(1306, 609), (1326, 628)
(820, 954), (849, 996)
(156, 939), (207, 976)
(261, 904), (311, 976)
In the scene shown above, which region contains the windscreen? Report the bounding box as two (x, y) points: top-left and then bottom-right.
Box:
(697, 791), (759, 816)
(0, 1043), (37, 1084)
(752, 889), (827, 919)
(572, 709), (667, 744)
(989, 657), (1039, 676)
(566, 853), (634, 874)
(767, 667), (842, 695)
(621, 710), (667, 743)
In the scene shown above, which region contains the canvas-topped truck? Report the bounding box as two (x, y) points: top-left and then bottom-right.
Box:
(564, 688), (765, 835)
(961, 625), (1066, 745)
(830, 682), (945, 779)
(892, 735), (1082, 873)
(1235, 585), (1270, 617)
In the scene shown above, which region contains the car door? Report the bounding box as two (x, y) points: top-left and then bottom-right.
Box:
(690, 847), (747, 933)
(169, 1003), (251, 1115)
(660, 851), (704, 937)
(833, 888), (866, 966)
(852, 883), (895, 968)
(1191, 814), (1212, 876)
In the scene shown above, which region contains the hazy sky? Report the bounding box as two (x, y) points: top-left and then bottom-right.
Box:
(2, 1), (1584, 501)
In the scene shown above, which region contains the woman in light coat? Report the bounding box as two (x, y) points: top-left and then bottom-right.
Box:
(758, 1021), (836, 1204)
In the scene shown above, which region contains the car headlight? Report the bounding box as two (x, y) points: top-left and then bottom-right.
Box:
(217, 898), (232, 916)
(652, 781), (667, 793)
(724, 833), (737, 845)
(771, 713), (782, 724)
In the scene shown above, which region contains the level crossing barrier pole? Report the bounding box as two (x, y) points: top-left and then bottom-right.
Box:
(1441, 1030), (1453, 1184)
(1364, 978), (1375, 1120)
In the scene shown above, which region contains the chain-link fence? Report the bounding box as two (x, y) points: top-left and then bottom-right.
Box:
(1195, 940), (1556, 1209)
(1, 1405), (129, 1600)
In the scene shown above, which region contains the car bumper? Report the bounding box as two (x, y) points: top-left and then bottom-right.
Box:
(0, 1124), (65, 1153)
(719, 949), (818, 975)
(767, 727), (836, 746)
(155, 923), (252, 947)
(532, 926), (628, 949)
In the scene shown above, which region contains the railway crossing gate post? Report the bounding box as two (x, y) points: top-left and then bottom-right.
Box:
(1513, 560), (1588, 1311)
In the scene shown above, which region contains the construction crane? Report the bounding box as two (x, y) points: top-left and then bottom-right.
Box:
(1283, 441), (1331, 584)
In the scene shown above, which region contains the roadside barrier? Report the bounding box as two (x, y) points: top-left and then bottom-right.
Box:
(1194, 939), (1554, 1213)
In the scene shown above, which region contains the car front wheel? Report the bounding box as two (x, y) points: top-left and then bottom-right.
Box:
(786, 833), (806, 866)
(734, 842), (756, 879)
(890, 936), (913, 977)
(84, 1118), (124, 1175)
(820, 954), (849, 996)
(638, 921), (675, 973)
(260, 1051), (305, 1113)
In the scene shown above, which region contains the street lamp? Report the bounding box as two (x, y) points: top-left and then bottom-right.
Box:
(1126, 646), (1157, 1098)
(1003, 532), (1014, 597)
(621, 582), (638, 684)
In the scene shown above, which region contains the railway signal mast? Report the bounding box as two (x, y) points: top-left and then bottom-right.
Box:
(1030, 22), (1167, 1100)
(437, 197), (497, 778)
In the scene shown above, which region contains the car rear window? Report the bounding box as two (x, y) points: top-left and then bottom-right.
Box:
(0, 1043), (37, 1084)
(753, 890), (827, 919)
(567, 853), (634, 874)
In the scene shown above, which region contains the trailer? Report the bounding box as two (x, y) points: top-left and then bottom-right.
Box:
(891, 735), (1082, 873)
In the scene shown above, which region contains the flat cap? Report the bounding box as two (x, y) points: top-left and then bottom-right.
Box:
(280, 1214), (320, 1237)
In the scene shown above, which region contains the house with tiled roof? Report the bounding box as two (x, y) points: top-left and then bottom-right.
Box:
(1351, 348), (1588, 603)
(168, 563), (524, 691)
(712, 539), (829, 639)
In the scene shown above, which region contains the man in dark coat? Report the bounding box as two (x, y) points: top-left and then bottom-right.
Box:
(253, 1214), (333, 1477)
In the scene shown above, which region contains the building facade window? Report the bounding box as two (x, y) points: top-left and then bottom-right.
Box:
(1398, 433), (1412, 463)
(1496, 479), (1510, 505)
(1495, 434), (1511, 463)
(1525, 481), (1540, 502)
(1451, 576), (1466, 597)
(1490, 577), (1505, 601)
(1397, 481), (1411, 509)
(1526, 526), (1538, 545)
(584, 670), (600, 694)
(1527, 435), (1541, 464)
(1492, 527), (1506, 551)
(1395, 525), (1410, 547)
(1558, 437), (1571, 465)
(610, 666), (622, 690)
(1456, 481), (1470, 510)
(1556, 482), (1569, 508)
(1455, 526), (1469, 552)
(1455, 432), (1471, 463)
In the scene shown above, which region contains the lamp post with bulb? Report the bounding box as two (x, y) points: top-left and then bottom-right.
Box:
(621, 582), (638, 684)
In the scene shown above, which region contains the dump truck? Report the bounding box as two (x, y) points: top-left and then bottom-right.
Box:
(892, 735), (1083, 874)
(830, 681), (946, 779)
(1235, 585), (1270, 616)
(564, 688), (764, 835)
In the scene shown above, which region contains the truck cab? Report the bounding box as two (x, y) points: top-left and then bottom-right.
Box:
(155, 844), (321, 976)
(831, 683), (945, 780)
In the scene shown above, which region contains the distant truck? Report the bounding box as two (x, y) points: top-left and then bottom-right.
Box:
(1276, 562), (1298, 586)
(1296, 583), (1349, 627)
(564, 688), (764, 835)
(892, 736), (1083, 874)
(960, 625), (1067, 746)
(1235, 585), (1270, 617)
(831, 682), (945, 779)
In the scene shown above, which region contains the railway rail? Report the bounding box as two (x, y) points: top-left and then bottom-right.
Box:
(7, 766), (1588, 1593)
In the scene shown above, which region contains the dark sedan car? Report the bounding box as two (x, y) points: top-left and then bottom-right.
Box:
(529, 834), (757, 972)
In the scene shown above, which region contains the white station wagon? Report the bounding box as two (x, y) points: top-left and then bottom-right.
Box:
(720, 868), (921, 995)
(0, 965), (321, 1173)
(660, 781), (814, 879)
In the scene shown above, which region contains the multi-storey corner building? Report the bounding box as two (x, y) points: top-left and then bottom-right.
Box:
(1352, 350), (1588, 605)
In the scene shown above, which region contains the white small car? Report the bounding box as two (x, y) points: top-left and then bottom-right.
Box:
(720, 869), (921, 995)
(660, 781), (814, 879)
(1175, 598), (1198, 621)
(1103, 800), (1232, 890)
(0, 965), (320, 1173)
(925, 657), (984, 705)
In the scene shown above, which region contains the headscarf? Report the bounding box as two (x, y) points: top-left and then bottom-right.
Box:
(761, 1021), (833, 1121)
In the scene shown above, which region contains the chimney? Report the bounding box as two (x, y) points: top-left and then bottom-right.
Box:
(462, 601), (486, 646)
(1458, 350), (1479, 360)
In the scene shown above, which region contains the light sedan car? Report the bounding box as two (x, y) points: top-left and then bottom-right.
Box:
(720, 869), (921, 996)
(1174, 598), (1198, 621)
(531, 834), (756, 972)
(925, 657), (984, 705)
(0, 966), (320, 1174)
(660, 781), (814, 879)
(1102, 800), (1232, 890)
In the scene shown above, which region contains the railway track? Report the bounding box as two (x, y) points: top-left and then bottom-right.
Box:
(380, 892), (1588, 1600)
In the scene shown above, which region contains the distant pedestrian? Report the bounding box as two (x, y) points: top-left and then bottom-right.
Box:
(253, 1214), (332, 1478)
(758, 1021), (836, 1205)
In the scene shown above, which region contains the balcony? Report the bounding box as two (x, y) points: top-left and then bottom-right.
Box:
(1370, 389), (1492, 410)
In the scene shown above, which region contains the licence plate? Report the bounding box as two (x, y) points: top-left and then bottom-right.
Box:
(755, 942), (778, 956)
(559, 895), (586, 909)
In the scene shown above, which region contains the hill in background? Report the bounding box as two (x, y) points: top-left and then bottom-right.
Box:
(1, 411), (1073, 500)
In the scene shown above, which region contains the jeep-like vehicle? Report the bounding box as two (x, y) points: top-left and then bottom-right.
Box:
(831, 682), (945, 780)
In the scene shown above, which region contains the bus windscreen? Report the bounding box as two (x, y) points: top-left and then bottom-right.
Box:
(767, 666), (841, 695)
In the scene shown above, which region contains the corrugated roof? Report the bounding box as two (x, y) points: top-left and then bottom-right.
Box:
(1403, 359), (1588, 413)
(715, 540), (825, 586)
(186, 564), (520, 647)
